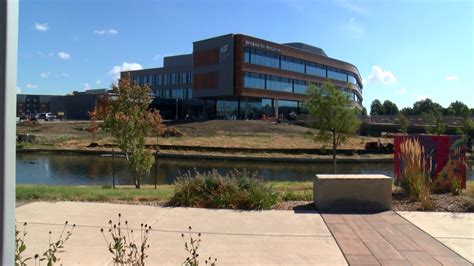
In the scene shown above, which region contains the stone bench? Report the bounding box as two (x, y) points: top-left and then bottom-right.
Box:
(313, 174), (392, 212)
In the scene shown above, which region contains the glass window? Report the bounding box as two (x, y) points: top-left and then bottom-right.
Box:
(280, 77), (293, 92)
(186, 88), (192, 99)
(264, 51), (279, 68)
(348, 73), (357, 84)
(294, 80), (307, 94)
(306, 62), (326, 78)
(163, 74), (168, 85)
(216, 100), (239, 119)
(171, 73), (177, 85)
(281, 56), (304, 73)
(157, 74), (162, 85)
(188, 72), (192, 83)
(244, 72), (265, 89)
(327, 67), (347, 82)
(244, 47), (250, 63)
(180, 72), (187, 84)
(262, 99), (273, 116)
(266, 75), (292, 92)
(172, 88), (185, 99)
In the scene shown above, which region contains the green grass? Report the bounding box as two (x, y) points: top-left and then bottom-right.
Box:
(16, 181), (314, 204)
(16, 184), (175, 202)
(269, 181), (313, 201)
(16, 180), (474, 205)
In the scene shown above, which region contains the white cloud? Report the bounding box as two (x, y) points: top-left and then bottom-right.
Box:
(366, 65), (397, 85)
(96, 80), (101, 85)
(34, 22), (48, 32)
(26, 83), (38, 89)
(94, 29), (118, 36)
(395, 87), (406, 94)
(342, 17), (364, 38)
(17, 87), (21, 94)
(445, 75), (459, 81)
(40, 72), (51, 78)
(84, 83), (90, 91)
(61, 73), (70, 78)
(58, 52), (71, 60)
(108, 62), (143, 83)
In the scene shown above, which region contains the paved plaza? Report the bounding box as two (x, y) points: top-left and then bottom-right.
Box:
(15, 202), (473, 265)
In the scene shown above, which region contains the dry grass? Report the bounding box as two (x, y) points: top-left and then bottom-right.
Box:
(18, 120), (392, 150)
(397, 138), (433, 209)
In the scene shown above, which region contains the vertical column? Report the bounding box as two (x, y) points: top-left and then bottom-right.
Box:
(274, 99), (279, 118)
(244, 97), (249, 119)
(0, 0), (19, 263)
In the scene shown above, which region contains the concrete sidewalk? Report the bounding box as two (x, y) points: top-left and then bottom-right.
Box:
(398, 211), (474, 263)
(16, 202), (346, 265)
(15, 202), (474, 265)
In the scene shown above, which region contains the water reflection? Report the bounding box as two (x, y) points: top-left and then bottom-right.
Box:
(16, 153), (474, 186)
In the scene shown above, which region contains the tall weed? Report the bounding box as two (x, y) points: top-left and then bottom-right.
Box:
(397, 138), (433, 209)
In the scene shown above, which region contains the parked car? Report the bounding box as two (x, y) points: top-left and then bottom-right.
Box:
(38, 112), (56, 121)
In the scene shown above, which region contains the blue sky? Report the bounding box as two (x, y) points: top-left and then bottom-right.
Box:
(18, 0), (473, 109)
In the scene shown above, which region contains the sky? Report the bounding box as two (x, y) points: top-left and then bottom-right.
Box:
(17, 0), (474, 109)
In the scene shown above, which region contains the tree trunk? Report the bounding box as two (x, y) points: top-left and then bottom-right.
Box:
(332, 131), (337, 174)
(134, 172), (141, 189)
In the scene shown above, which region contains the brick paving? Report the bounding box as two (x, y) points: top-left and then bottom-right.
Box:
(321, 211), (471, 265)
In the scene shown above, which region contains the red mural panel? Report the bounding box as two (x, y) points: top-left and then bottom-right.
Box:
(394, 135), (467, 190)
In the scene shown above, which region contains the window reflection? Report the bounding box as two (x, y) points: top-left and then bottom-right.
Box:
(243, 47), (361, 88)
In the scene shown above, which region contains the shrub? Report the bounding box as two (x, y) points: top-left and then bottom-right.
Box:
(397, 138), (433, 203)
(161, 127), (183, 138)
(169, 169), (277, 210)
(451, 177), (461, 196)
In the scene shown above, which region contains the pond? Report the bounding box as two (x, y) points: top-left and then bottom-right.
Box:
(16, 153), (474, 186)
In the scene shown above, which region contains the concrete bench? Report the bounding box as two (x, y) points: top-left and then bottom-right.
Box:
(313, 174), (392, 212)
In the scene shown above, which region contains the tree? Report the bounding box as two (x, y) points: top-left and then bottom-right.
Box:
(400, 107), (413, 115)
(370, 99), (385, 116)
(434, 115), (445, 135)
(361, 107), (368, 116)
(462, 117), (473, 137)
(412, 98), (443, 116)
(305, 81), (360, 174)
(397, 113), (409, 135)
(445, 101), (471, 117)
(90, 74), (163, 188)
(382, 100), (399, 115)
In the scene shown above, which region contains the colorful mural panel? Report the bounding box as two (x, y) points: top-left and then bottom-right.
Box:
(394, 135), (467, 190)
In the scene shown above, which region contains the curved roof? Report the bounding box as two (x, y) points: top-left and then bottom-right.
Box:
(282, 42), (327, 57)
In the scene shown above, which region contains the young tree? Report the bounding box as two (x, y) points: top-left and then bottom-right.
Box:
(305, 81), (360, 174)
(90, 74), (163, 188)
(397, 113), (409, 135)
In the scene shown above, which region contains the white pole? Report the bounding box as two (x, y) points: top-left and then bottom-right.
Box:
(0, 0), (19, 263)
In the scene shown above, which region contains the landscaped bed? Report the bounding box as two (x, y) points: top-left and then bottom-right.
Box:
(17, 180), (473, 212)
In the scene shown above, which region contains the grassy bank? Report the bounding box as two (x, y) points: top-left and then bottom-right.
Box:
(16, 185), (175, 202)
(16, 181), (313, 203)
(17, 120), (392, 150)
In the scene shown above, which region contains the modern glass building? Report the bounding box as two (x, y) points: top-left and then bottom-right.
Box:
(123, 34), (363, 120)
